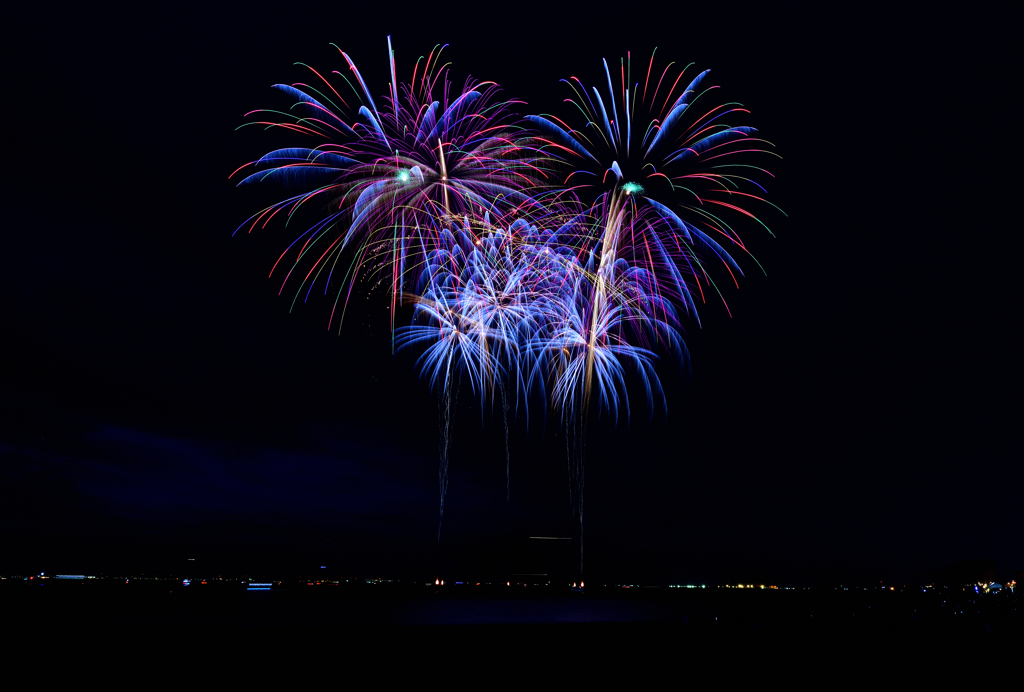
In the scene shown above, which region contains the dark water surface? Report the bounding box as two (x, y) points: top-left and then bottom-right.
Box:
(4, 580), (1021, 633)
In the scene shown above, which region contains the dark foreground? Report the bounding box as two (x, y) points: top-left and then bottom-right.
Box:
(3, 579), (1021, 633)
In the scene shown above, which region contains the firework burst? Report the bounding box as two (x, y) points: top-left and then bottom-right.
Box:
(232, 40), (782, 579)
(231, 39), (557, 333)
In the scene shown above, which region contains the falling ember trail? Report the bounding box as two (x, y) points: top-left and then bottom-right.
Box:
(499, 377), (510, 503)
(438, 361), (457, 543)
(566, 384), (588, 583)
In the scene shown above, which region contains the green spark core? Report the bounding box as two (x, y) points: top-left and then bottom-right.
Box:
(622, 182), (644, 195)
(397, 170), (410, 183)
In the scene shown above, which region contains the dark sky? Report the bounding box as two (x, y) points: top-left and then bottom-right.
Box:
(2, 3), (1015, 585)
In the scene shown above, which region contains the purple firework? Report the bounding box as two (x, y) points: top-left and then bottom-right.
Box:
(231, 39), (558, 333)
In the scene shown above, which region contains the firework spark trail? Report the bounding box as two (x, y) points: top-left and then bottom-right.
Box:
(567, 393), (587, 580)
(498, 376), (510, 503)
(437, 357), (460, 542)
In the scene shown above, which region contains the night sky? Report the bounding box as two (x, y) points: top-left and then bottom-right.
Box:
(3, 3), (1015, 586)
